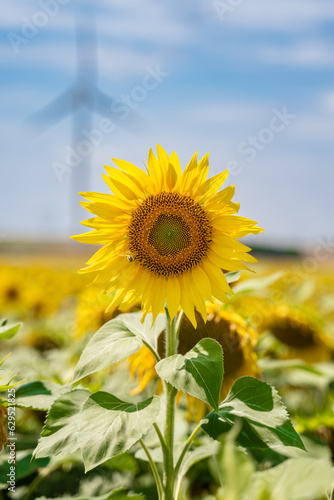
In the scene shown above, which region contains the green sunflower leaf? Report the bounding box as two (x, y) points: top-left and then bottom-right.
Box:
(232, 270), (283, 294)
(201, 377), (305, 453)
(225, 271), (242, 284)
(35, 489), (144, 500)
(155, 338), (224, 411)
(249, 457), (334, 500)
(72, 312), (165, 383)
(0, 450), (49, 484)
(175, 442), (220, 494)
(78, 392), (160, 471)
(219, 376), (288, 426)
(16, 381), (72, 411)
(33, 389), (90, 459)
(0, 321), (21, 339)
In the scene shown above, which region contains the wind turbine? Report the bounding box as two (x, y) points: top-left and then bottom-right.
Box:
(27, 1), (142, 233)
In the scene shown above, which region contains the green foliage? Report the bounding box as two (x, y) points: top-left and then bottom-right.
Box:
(36, 488), (145, 500)
(156, 338), (224, 411)
(201, 377), (305, 453)
(78, 392), (161, 471)
(107, 453), (140, 474)
(205, 436), (334, 500)
(73, 312), (165, 383)
(16, 380), (72, 411)
(225, 271), (242, 284)
(209, 430), (255, 500)
(248, 457), (334, 500)
(34, 389), (91, 459)
(0, 320), (21, 339)
(175, 442), (220, 496)
(232, 271), (284, 294)
(0, 352), (23, 394)
(260, 359), (334, 393)
(0, 450), (49, 485)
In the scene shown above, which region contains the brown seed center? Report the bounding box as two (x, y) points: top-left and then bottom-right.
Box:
(127, 192), (212, 277)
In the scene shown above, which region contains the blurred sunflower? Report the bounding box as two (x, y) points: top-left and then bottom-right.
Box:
(260, 304), (333, 362)
(128, 302), (259, 421)
(72, 145), (263, 326)
(0, 267), (23, 314)
(75, 285), (141, 338)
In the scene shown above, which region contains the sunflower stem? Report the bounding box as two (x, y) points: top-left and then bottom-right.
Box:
(139, 438), (163, 500)
(154, 423), (168, 453)
(174, 423), (202, 498)
(174, 423), (201, 478)
(163, 306), (178, 499)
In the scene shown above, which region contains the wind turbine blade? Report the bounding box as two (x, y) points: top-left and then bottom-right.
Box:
(26, 88), (76, 132)
(93, 88), (148, 135)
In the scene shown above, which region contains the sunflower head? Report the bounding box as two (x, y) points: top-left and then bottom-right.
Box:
(72, 146), (263, 327)
(0, 267), (22, 313)
(262, 304), (333, 362)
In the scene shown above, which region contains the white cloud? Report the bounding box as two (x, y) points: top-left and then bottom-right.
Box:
(291, 115), (334, 140)
(1, 0), (74, 29)
(96, 3), (192, 45)
(2, 41), (166, 82)
(319, 90), (334, 113)
(210, 0), (334, 32)
(256, 42), (334, 67)
(182, 102), (264, 124)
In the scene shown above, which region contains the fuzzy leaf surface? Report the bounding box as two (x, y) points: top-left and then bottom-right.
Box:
(156, 338), (224, 411)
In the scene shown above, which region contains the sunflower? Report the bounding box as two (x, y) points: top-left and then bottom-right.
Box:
(72, 146), (263, 326)
(0, 266), (23, 314)
(260, 304), (333, 362)
(75, 285), (141, 338)
(128, 303), (259, 421)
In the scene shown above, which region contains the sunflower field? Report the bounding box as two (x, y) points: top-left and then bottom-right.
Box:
(0, 148), (334, 500)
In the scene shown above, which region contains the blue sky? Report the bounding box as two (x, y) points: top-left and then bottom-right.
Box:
(1, 0), (334, 249)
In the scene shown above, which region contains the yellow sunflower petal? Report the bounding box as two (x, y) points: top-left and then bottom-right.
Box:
(70, 230), (111, 244)
(105, 288), (128, 313)
(80, 217), (128, 230)
(104, 165), (146, 198)
(195, 169), (228, 200)
(102, 173), (140, 201)
(187, 152), (209, 194)
(225, 201), (240, 214)
(180, 275), (197, 328)
(201, 259), (232, 296)
(84, 243), (112, 264)
(212, 232), (251, 252)
(186, 274), (207, 322)
(169, 151), (182, 177)
(147, 148), (163, 192)
(205, 185), (235, 211)
(207, 248), (250, 272)
(211, 215), (260, 231)
(111, 158), (153, 193)
(166, 277), (181, 321)
(150, 276), (167, 323)
(180, 151), (198, 192)
(80, 201), (129, 220)
(79, 191), (133, 209)
(166, 162), (178, 191)
(191, 266), (213, 302)
(156, 144), (170, 175)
